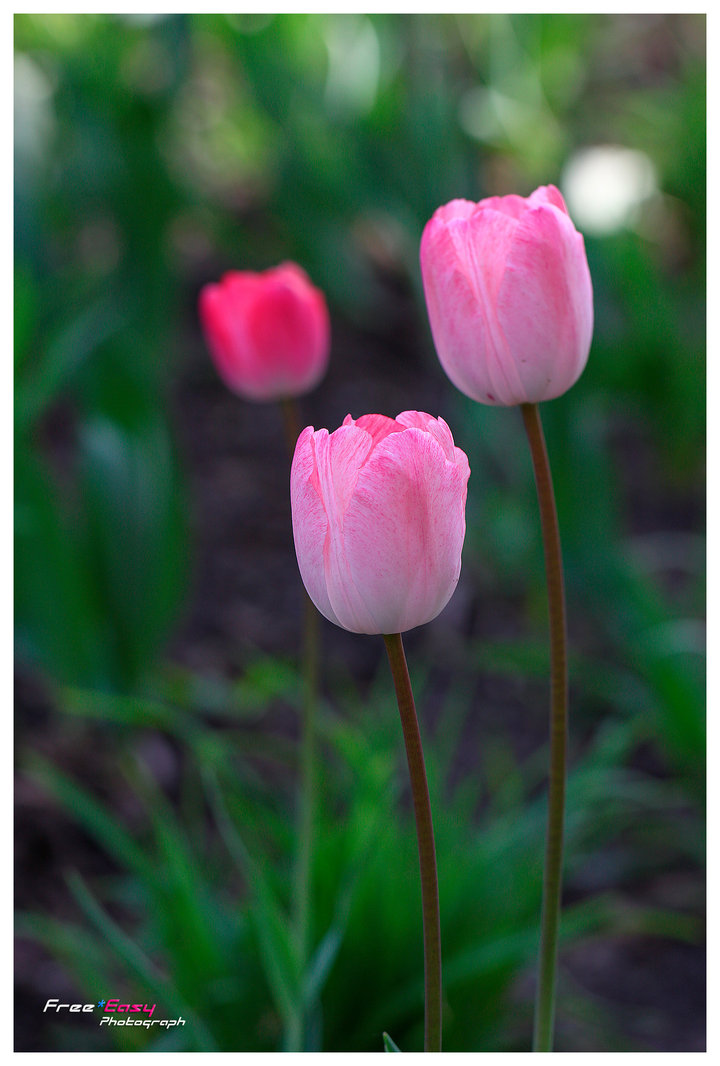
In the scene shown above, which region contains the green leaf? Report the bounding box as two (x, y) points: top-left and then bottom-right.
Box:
(13, 261), (39, 373)
(127, 762), (231, 985)
(15, 298), (124, 429)
(24, 758), (160, 888)
(16, 911), (116, 994)
(78, 411), (188, 687)
(15, 449), (107, 683)
(203, 767), (301, 1030)
(67, 870), (218, 1050)
(383, 1031), (402, 1052)
(59, 684), (189, 732)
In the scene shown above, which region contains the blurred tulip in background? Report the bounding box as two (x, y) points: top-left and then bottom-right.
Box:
(199, 263), (330, 402)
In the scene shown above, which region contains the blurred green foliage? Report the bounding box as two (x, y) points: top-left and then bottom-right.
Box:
(15, 12), (704, 1053)
(20, 667), (701, 1051)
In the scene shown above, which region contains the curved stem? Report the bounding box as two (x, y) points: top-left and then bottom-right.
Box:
(521, 403), (568, 1053)
(383, 633), (442, 1053)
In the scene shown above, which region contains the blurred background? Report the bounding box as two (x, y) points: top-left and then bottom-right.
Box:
(14, 12), (705, 1052)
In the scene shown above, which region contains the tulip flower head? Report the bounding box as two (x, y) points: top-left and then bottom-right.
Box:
(420, 185), (593, 406)
(199, 262), (330, 402)
(291, 412), (470, 635)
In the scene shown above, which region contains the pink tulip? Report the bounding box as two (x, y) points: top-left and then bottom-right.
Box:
(291, 412), (470, 635)
(420, 185), (593, 406)
(198, 262), (330, 402)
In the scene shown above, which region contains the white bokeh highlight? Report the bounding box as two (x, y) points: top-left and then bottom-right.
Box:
(561, 145), (658, 236)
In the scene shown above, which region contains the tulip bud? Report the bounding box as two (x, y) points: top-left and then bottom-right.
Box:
(420, 185), (593, 406)
(199, 262), (330, 402)
(290, 411), (470, 636)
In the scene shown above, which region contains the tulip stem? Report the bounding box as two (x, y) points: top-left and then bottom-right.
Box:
(281, 396), (320, 1052)
(383, 633), (442, 1053)
(293, 592), (318, 967)
(281, 397), (302, 458)
(521, 402), (568, 1053)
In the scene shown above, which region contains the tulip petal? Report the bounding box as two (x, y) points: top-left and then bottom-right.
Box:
(528, 184), (568, 215)
(421, 219), (496, 404)
(498, 203), (593, 402)
(350, 413), (405, 453)
(198, 277), (256, 392)
(313, 424), (373, 528)
(396, 411), (457, 463)
(313, 424), (386, 633)
(247, 278), (324, 398)
(474, 194), (528, 221)
(421, 210), (526, 405)
(339, 428), (469, 634)
(199, 264), (329, 402)
(290, 427), (341, 628)
(420, 185), (593, 407)
(428, 198), (478, 224)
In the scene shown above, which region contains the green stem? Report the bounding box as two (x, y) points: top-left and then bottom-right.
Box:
(383, 633), (442, 1053)
(284, 590), (319, 1052)
(293, 593), (319, 970)
(281, 395), (319, 1052)
(521, 403), (568, 1053)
